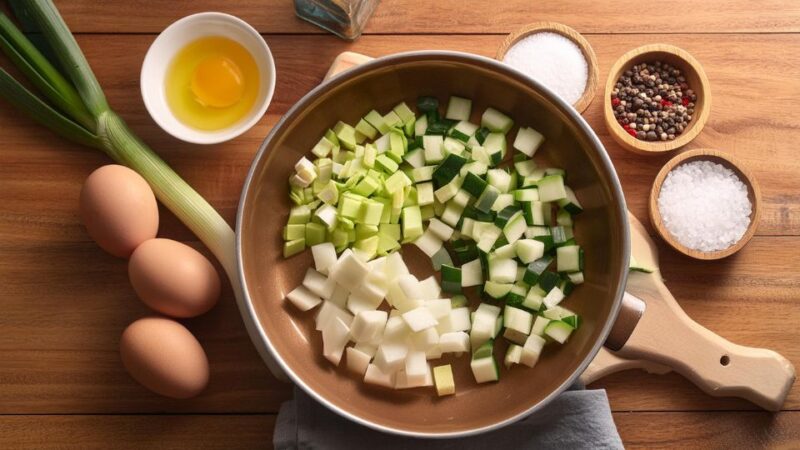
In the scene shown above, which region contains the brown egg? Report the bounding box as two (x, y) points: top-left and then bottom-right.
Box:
(80, 165), (159, 258)
(120, 317), (209, 399)
(129, 238), (220, 318)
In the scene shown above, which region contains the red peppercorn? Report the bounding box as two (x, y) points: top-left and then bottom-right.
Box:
(626, 128), (636, 137)
(682, 97), (690, 106)
(612, 98), (621, 107)
(661, 99), (673, 107)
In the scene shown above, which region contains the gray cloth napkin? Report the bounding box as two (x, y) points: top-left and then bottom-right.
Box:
(274, 385), (623, 449)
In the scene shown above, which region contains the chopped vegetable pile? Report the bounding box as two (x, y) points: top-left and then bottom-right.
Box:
(282, 96), (586, 395)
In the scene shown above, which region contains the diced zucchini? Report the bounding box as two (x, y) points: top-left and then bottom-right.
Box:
(441, 264), (462, 293)
(515, 239), (546, 264)
(557, 186), (583, 214)
(537, 175), (567, 202)
(483, 133), (506, 165)
(483, 281), (512, 299)
(433, 153), (468, 188)
(284, 238), (306, 258)
(503, 214), (527, 244)
(531, 315), (550, 336)
(401, 205), (423, 240)
(364, 110), (390, 134)
(523, 255), (553, 285)
(423, 135), (445, 163)
(505, 344), (523, 368)
(481, 107), (514, 133)
(537, 271), (561, 293)
(446, 96), (472, 121)
(556, 245), (583, 273)
(393, 102), (415, 123)
(544, 320), (575, 344)
(512, 126), (545, 156)
(470, 340), (499, 383)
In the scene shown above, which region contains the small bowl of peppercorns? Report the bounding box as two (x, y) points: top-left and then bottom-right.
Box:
(604, 44), (710, 155)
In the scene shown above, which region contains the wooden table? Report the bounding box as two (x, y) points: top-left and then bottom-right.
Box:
(1, 1), (799, 448)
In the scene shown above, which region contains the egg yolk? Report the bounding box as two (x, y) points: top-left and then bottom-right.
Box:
(190, 56), (245, 108)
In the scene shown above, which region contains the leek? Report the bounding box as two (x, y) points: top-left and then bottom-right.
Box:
(0, 1), (286, 380)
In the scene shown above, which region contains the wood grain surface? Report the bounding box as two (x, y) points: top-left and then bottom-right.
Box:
(0, 1), (799, 448)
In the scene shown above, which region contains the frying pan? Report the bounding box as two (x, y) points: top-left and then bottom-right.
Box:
(236, 51), (652, 436)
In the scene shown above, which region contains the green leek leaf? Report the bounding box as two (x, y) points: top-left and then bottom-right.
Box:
(7, 0), (65, 74)
(0, 67), (99, 148)
(13, 0), (109, 116)
(0, 14), (94, 130)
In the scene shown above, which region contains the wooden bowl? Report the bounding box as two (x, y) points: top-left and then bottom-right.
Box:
(649, 148), (760, 260)
(496, 22), (599, 113)
(604, 44), (711, 154)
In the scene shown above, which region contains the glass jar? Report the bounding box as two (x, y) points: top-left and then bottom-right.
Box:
(294, 0), (380, 40)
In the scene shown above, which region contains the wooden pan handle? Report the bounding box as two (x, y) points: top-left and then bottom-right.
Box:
(580, 348), (671, 385)
(614, 284), (795, 411)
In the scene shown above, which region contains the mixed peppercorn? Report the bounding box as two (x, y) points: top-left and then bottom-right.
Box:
(611, 61), (697, 142)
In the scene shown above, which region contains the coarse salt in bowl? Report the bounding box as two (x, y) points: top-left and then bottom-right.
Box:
(658, 160), (751, 252)
(650, 149), (761, 260)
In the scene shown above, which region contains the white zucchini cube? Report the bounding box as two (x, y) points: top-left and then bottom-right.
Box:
(425, 299), (452, 319)
(383, 252), (410, 281)
(315, 300), (354, 331)
(311, 242), (337, 275)
(350, 310), (388, 343)
(329, 251), (370, 292)
(503, 328), (528, 346)
(543, 286), (565, 309)
(373, 342), (408, 374)
(425, 344), (443, 360)
(504, 306), (534, 335)
(470, 356), (499, 383)
(382, 316), (410, 342)
(302, 268), (336, 300)
(346, 347), (372, 376)
(366, 268), (389, 291)
(488, 258), (517, 283)
(394, 366), (433, 389)
(413, 229), (443, 257)
(346, 292), (381, 315)
(427, 218), (454, 241)
(329, 283), (349, 308)
(461, 259), (483, 287)
(448, 307), (472, 332)
(355, 280), (387, 306)
(419, 276), (442, 299)
(411, 326), (439, 349)
(364, 364), (395, 388)
(520, 334), (546, 367)
(285, 285), (322, 312)
(402, 307), (439, 332)
(322, 317), (350, 366)
(439, 331), (470, 353)
(399, 274), (423, 302)
(404, 350), (429, 386)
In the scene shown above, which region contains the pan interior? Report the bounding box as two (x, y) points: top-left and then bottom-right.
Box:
(238, 54), (627, 436)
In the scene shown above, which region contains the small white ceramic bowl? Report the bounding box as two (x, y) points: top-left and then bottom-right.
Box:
(141, 12), (276, 145)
